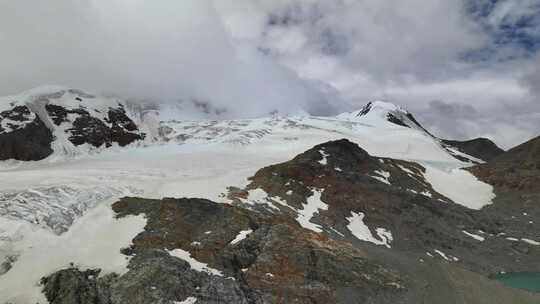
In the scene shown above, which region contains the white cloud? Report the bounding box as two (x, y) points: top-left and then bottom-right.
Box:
(0, 0), (538, 148)
(0, 0), (342, 117)
(215, 0), (539, 148)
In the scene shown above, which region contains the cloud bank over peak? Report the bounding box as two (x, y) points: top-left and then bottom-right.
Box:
(0, 0), (344, 118)
(216, 0), (540, 148)
(0, 0), (539, 148)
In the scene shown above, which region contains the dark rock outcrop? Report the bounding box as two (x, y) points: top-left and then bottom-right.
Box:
(467, 136), (540, 255)
(46, 104), (145, 148)
(40, 139), (540, 304)
(0, 90), (146, 161)
(42, 197), (404, 304)
(442, 138), (504, 163)
(229, 139), (540, 280)
(469, 136), (540, 192)
(41, 268), (112, 304)
(386, 113), (410, 127)
(0, 105), (53, 161)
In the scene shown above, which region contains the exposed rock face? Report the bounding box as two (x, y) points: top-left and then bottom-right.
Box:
(0, 88), (146, 160)
(354, 101), (434, 135)
(229, 140), (540, 283)
(46, 103), (144, 148)
(231, 140), (471, 251)
(344, 101), (500, 163)
(467, 136), (540, 256)
(0, 105), (53, 160)
(42, 197), (404, 304)
(442, 138), (505, 162)
(39, 139), (540, 303)
(469, 136), (540, 192)
(41, 268), (111, 304)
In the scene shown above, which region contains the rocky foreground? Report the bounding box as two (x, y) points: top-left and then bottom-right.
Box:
(41, 139), (540, 304)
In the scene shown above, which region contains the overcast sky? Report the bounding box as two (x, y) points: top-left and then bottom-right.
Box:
(0, 0), (539, 148)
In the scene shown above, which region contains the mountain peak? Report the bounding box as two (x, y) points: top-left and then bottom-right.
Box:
(357, 101), (407, 117)
(336, 101), (431, 132)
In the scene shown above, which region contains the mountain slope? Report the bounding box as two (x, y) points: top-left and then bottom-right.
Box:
(466, 136), (540, 255)
(34, 140), (540, 304)
(337, 101), (503, 163)
(0, 87), (145, 161)
(228, 139), (538, 273)
(0, 104), (53, 161)
(470, 135), (540, 191)
(441, 138), (505, 162)
(0, 87), (521, 303)
(0, 87), (504, 164)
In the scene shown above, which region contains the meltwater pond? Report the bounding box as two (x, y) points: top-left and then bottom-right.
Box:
(495, 273), (540, 293)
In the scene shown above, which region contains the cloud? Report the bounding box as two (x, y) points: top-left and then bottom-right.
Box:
(412, 100), (540, 150)
(522, 54), (540, 98)
(220, 0), (488, 81)
(0, 0), (343, 117)
(0, 0), (538, 148)
(216, 0), (539, 148)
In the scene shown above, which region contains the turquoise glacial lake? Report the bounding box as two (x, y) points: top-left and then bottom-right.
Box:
(494, 272), (540, 293)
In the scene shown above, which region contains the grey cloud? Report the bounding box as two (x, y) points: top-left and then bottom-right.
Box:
(426, 101), (480, 121)
(0, 0), (538, 148)
(220, 0), (539, 147)
(256, 0), (487, 82)
(415, 100), (540, 149)
(0, 0), (340, 118)
(523, 55), (540, 98)
(417, 101), (483, 140)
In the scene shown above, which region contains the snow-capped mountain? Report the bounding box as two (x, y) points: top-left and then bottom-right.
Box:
(1, 87), (538, 304)
(336, 100), (429, 131)
(0, 86), (145, 161)
(0, 86), (500, 164)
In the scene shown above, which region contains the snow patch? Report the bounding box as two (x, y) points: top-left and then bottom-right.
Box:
(167, 248), (223, 276)
(420, 190), (432, 197)
(370, 170), (391, 185)
(462, 230), (485, 241)
(434, 249), (451, 261)
(521, 238), (540, 246)
(175, 297), (198, 304)
(230, 229), (253, 245)
(295, 189), (328, 233)
(318, 149), (329, 165)
(398, 165), (416, 176)
(444, 146), (485, 164)
(240, 188), (281, 211)
(423, 164), (494, 210)
(346, 211), (393, 248)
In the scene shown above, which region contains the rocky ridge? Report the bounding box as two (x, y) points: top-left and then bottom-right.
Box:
(441, 138), (505, 162)
(1, 88), (504, 164)
(0, 105), (54, 161)
(228, 139), (539, 275)
(337, 101), (502, 163)
(0, 87), (145, 161)
(42, 197), (404, 304)
(39, 139), (540, 304)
